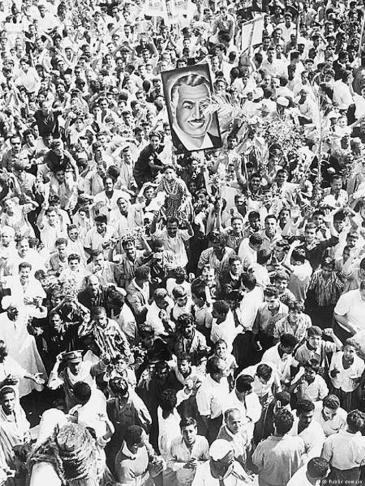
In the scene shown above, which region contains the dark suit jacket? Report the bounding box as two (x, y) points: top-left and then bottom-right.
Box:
(171, 127), (222, 153)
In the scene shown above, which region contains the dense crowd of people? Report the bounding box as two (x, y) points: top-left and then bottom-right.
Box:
(2, 0), (365, 484)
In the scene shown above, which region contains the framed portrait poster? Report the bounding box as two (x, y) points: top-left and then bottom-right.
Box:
(161, 63), (222, 154)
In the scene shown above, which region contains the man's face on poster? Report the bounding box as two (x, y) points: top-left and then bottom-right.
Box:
(174, 82), (212, 139)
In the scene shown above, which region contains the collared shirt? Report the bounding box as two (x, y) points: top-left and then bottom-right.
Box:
(252, 434), (305, 486)
(240, 365), (281, 402)
(321, 430), (365, 470)
(196, 375), (229, 419)
(273, 313), (311, 342)
(289, 418), (325, 460)
(238, 238), (257, 269)
(295, 340), (336, 368)
(223, 389), (262, 442)
(239, 286), (264, 331)
(253, 302), (288, 336)
(172, 123), (215, 152)
(210, 310), (240, 352)
(313, 402), (347, 437)
(198, 247), (235, 277)
(154, 229), (191, 269)
(262, 344), (297, 382)
(84, 226), (114, 258)
(294, 373), (329, 403)
(167, 435), (209, 485)
(329, 351), (365, 393)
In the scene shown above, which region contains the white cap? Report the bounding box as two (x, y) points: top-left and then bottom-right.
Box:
(209, 439), (233, 461)
(277, 96), (289, 107)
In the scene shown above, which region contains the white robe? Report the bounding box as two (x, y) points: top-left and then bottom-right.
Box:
(0, 311), (46, 397)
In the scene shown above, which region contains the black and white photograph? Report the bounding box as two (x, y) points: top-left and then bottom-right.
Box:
(0, 0), (365, 485)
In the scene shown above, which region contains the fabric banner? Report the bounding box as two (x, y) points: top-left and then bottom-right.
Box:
(241, 15), (265, 51)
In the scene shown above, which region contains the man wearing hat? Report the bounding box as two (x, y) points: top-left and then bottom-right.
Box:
(48, 349), (107, 411)
(192, 439), (251, 485)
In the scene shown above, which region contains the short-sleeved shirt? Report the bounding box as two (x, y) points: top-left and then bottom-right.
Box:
(154, 229), (190, 268)
(334, 289), (365, 333)
(295, 341), (336, 368)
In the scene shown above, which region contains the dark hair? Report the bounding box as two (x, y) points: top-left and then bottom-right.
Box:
(177, 352), (191, 363)
(280, 333), (298, 349)
(347, 410), (364, 432)
(307, 326), (322, 338)
(256, 363), (272, 382)
(94, 214), (107, 224)
(241, 273), (256, 290)
(296, 399), (315, 415)
(68, 253), (80, 262)
(274, 390), (291, 407)
(0, 340), (7, 363)
(322, 394), (340, 410)
(265, 214), (277, 223)
(176, 314), (194, 330)
(229, 255), (242, 266)
(73, 381), (91, 405)
(235, 374), (254, 393)
(159, 389), (177, 418)
(249, 233), (263, 246)
(55, 238), (68, 247)
(263, 285), (279, 299)
(274, 408), (294, 435)
(304, 358), (320, 373)
(19, 261), (32, 272)
(109, 377), (128, 396)
(288, 301), (304, 313)
(307, 457), (329, 479)
(92, 306), (106, 318)
(206, 356), (224, 376)
(273, 270), (289, 282)
(191, 283), (206, 301)
(0, 386), (15, 400)
(212, 300), (229, 316)
(257, 249), (271, 265)
(180, 417), (197, 429)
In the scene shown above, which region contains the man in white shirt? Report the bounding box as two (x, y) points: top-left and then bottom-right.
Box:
(334, 281), (365, 336)
(196, 357), (229, 443)
(313, 395), (347, 437)
(238, 363), (281, 406)
(287, 457), (330, 486)
(223, 374), (261, 443)
(289, 399), (325, 462)
(321, 409), (365, 483)
(261, 333), (298, 384)
(238, 233), (262, 270)
(210, 300), (241, 353)
(154, 218), (193, 269)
